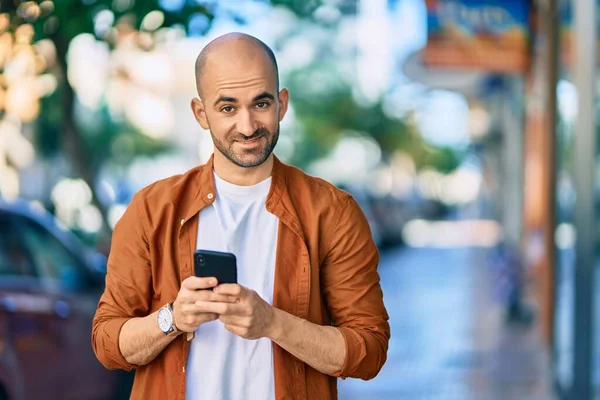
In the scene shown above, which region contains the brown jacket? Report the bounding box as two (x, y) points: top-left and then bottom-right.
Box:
(92, 156), (390, 400)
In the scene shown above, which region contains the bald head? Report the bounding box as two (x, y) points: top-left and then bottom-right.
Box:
(194, 33), (279, 98)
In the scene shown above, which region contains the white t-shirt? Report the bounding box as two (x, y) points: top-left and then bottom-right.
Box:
(185, 172), (278, 400)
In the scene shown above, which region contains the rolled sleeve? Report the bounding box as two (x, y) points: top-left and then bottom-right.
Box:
(92, 317), (135, 370)
(91, 192), (152, 371)
(322, 195), (390, 380)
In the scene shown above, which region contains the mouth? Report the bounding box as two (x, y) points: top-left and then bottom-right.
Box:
(235, 136), (264, 147)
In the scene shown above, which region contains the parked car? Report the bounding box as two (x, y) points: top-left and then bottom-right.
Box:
(0, 199), (130, 400)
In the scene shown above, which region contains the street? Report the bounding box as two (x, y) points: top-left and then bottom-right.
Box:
(338, 246), (556, 400)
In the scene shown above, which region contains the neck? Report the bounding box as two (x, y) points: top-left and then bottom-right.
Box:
(212, 152), (274, 186)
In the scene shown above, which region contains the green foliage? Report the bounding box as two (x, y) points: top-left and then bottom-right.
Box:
(268, 0), (323, 16)
(11, 0), (460, 182)
(269, 0), (357, 19)
(4, 0), (214, 41)
(1, 0), (216, 239)
(35, 92), (62, 157)
(285, 63), (461, 172)
(5, 0), (209, 168)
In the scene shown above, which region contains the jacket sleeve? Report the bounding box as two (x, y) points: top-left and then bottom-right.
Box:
(91, 192), (152, 371)
(321, 195), (391, 380)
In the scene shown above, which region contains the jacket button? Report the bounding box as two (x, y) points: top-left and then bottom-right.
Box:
(207, 193), (214, 200)
(180, 219), (185, 226)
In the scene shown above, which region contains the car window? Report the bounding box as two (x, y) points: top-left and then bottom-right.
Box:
(0, 212), (37, 277)
(15, 216), (92, 292)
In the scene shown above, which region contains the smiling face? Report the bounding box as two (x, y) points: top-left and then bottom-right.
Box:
(191, 35), (289, 168)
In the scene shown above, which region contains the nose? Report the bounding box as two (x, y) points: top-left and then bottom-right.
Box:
(236, 109), (258, 137)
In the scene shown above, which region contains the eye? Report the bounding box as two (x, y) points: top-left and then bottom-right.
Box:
(255, 102), (270, 109)
(221, 106), (235, 113)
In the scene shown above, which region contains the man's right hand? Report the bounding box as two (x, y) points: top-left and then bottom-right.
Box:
(117, 276), (238, 366)
(172, 277), (239, 332)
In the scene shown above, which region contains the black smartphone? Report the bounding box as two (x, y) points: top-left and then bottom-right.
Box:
(194, 249), (237, 285)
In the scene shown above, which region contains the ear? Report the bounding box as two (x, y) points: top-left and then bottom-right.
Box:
(191, 98), (209, 130)
(277, 88), (289, 122)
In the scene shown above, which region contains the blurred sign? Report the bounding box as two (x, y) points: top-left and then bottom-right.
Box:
(423, 0), (530, 74)
(559, 0), (574, 69)
(558, 0), (600, 69)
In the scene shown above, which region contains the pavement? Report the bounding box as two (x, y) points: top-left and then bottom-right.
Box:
(338, 246), (557, 400)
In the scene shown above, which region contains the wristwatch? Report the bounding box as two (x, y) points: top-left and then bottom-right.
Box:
(157, 302), (178, 336)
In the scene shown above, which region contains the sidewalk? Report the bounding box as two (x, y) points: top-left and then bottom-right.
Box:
(338, 246), (556, 400)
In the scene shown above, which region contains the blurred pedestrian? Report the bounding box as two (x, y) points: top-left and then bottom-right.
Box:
(92, 33), (390, 400)
(489, 240), (533, 325)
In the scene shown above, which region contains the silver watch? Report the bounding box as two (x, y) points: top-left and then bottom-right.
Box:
(157, 302), (178, 335)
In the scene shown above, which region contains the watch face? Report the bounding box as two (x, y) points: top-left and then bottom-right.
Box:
(157, 308), (172, 332)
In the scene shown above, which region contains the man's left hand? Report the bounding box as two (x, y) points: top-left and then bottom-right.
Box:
(195, 284), (277, 340)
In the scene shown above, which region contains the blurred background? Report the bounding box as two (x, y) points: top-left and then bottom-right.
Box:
(0, 0), (598, 399)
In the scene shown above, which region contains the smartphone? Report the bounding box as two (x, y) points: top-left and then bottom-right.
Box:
(194, 249), (237, 285)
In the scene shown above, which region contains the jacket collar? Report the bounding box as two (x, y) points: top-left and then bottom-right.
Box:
(182, 154), (302, 237)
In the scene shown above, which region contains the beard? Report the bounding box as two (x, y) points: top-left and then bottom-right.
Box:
(210, 124), (279, 168)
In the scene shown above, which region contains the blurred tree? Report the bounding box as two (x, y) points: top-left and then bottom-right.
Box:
(266, 2), (461, 172)
(0, 0), (343, 242)
(286, 63), (461, 173)
(0, 0), (459, 245)
(0, 0), (220, 239)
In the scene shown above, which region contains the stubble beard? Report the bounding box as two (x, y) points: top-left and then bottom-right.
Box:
(211, 125), (279, 168)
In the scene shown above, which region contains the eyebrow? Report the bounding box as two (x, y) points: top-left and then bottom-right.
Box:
(214, 96), (237, 106)
(213, 91), (275, 107)
(252, 92), (275, 102)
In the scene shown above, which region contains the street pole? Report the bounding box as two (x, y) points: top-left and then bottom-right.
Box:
(572, 0), (596, 398)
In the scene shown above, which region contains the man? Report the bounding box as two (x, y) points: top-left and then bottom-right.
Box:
(92, 32), (390, 400)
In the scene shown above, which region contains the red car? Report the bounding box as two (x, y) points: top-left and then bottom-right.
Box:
(0, 200), (131, 400)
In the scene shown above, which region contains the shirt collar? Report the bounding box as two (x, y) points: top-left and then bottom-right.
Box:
(182, 154), (288, 224)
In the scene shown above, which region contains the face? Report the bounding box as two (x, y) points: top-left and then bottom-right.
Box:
(191, 49), (289, 168)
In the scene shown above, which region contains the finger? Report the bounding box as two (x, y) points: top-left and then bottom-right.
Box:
(218, 315), (235, 325)
(194, 300), (228, 314)
(179, 312), (218, 330)
(183, 276), (218, 290)
(190, 290), (240, 304)
(181, 302), (221, 316)
(218, 315), (250, 327)
(198, 313), (219, 324)
(195, 300), (244, 315)
(223, 323), (243, 336)
(180, 302), (201, 315)
(213, 283), (245, 296)
(222, 323), (250, 338)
